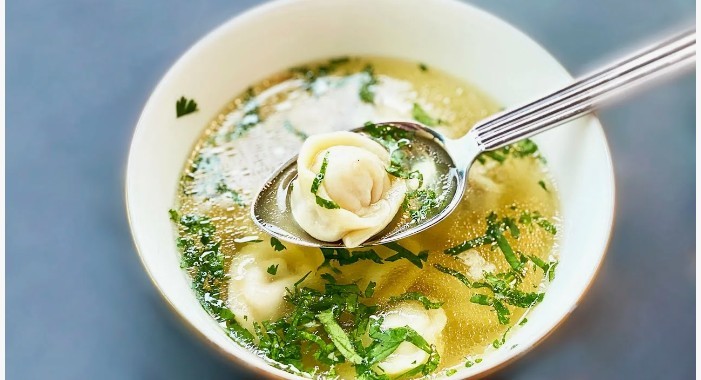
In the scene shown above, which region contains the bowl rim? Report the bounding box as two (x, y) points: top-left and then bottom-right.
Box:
(124, 0), (617, 378)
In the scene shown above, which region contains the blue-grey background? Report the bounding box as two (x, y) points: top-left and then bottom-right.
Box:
(7, 0), (696, 379)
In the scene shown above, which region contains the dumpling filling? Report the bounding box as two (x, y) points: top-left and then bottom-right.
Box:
(290, 131), (406, 247)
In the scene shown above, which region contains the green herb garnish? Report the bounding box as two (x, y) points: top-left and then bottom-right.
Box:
(317, 309), (364, 364)
(216, 182), (246, 206)
(528, 255), (558, 282)
(412, 103), (440, 126)
(434, 263), (543, 325)
(176, 96), (198, 117)
(477, 138), (544, 164)
(290, 56), (351, 93)
(383, 242), (429, 269)
(389, 292), (443, 310)
(227, 93), (261, 140)
(270, 237), (286, 251)
(320, 247), (384, 267)
(283, 120), (308, 140)
(538, 180), (548, 192)
(519, 210), (558, 235)
(359, 64), (378, 103)
(311, 152), (341, 209)
(418, 63), (428, 72)
(169, 211), (255, 346)
(267, 264), (279, 275)
(403, 189), (442, 223)
(492, 327), (511, 349)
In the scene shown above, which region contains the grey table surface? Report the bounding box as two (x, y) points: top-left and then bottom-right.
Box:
(7, 0), (696, 379)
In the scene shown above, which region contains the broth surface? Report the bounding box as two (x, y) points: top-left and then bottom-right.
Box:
(171, 57), (560, 378)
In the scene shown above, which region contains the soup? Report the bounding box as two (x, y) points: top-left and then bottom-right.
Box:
(169, 57), (559, 378)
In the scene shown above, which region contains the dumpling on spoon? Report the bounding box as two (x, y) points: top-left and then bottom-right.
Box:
(290, 131), (407, 247)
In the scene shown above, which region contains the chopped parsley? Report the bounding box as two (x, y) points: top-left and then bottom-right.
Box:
(403, 188), (442, 224)
(384, 242), (429, 269)
(389, 292), (443, 310)
(444, 212), (523, 271)
(434, 263), (544, 325)
(169, 211), (255, 346)
(176, 96), (198, 118)
(310, 152), (341, 209)
(359, 64), (378, 103)
(528, 255), (558, 282)
(364, 281), (377, 298)
(227, 89), (262, 140)
(412, 103), (440, 127)
(477, 138), (544, 164)
(538, 180), (548, 192)
(283, 120), (308, 140)
(418, 63), (429, 72)
(270, 237), (286, 251)
(445, 368), (458, 376)
(320, 247), (384, 267)
(267, 264), (279, 275)
(445, 211), (557, 271)
(317, 309), (364, 364)
(216, 182), (245, 206)
(290, 56), (351, 93)
(519, 210), (558, 235)
(492, 327), (511, 349)
(363, 122), (444, 221)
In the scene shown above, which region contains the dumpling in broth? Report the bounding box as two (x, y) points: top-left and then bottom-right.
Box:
(373, 302), (448, 376)
(227, 242), (323, 329)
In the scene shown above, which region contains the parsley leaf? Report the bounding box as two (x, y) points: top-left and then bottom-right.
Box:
(216, 182), (245, 206)
(528, 255), (558, 282)
(320, 247), (384, 267)
(359, 64), (378, 103)
(168, 209), (180, 222)
(538, 180), (549, 192)
(418, 63), (428, 72)
(383, 242), (429, 268)
(364, 281), (377, 298)
(283, 120), (308, 140)
(433, 264), (474, 287)
(270, 237), (286, 251)
(477, 138), (544, 164)
(317, 309), (364, 364)
(403, 189), (442, 224)
(176, 96), (198, 118)
(412, 103), (440, 126)
(267, 264), (279, 275)
(389, 292), (443, 310)
(311, 152), (341, 209)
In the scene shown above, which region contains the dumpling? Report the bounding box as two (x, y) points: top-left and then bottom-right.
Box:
(374, 302), (448, 376)
(290, 131), (407, 247)
(227, 242), (323, 330)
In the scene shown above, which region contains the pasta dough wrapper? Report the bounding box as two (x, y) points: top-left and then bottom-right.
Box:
(290, 132), (406, 247)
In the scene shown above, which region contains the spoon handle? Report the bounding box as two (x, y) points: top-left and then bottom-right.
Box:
(472, 28), (696, 151)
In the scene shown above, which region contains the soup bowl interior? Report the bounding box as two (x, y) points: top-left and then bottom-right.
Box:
(126, 0), (615, 378)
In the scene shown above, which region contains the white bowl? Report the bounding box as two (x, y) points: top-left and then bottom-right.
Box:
(125, 0), (615, 378)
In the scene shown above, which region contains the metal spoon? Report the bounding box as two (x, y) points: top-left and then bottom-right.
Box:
(252, 28), (695, 248)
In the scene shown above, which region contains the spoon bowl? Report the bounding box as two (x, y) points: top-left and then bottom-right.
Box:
(251, 122), (477, 248)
